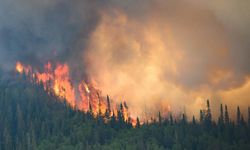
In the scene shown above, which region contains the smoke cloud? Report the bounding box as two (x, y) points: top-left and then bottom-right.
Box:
(1, 0), (250, 119)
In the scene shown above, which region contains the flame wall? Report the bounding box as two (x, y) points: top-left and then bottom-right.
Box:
(1, 0), (250, 119)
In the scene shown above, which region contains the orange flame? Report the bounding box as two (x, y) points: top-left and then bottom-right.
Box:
(15, 62), (31, 74)
(15, 61), (135, 124)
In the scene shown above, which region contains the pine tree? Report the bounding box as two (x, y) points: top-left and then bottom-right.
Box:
(240, 114), (245, 126)
(237, 106), (241, 126)
(200, 110), (204, 124)
(110, 110), (116, 129)
(117, 103), (125, 128)
(136, 117), (140, 128)
(170, 113), (173, 125)
(181, 113), (187, 125)
(106, 95), (111, 114)
(105, 109), (110, 120)
(123, 101), (128, 110)
(97, 92), (102, 116)
(192, 115), (196, 125)
(219, 104), (224, 125)
(225, 105), (229, 125)
(158, 111), (162, 125)
(87, 102), (93, 119)
(89, 101), (93, 114)
(205, 100), (212, 125)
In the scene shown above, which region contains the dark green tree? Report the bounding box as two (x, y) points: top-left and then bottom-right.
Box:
(199, 110), (204, 124)
(87, 102), (93, 119)
(170, 113), (173, 125)
(237, 106), (241, 126)
(106, 95), (111, 114)
(136, 117), (140, 128)
(225, 105), (229, 125)
(158, 111), (162, 125)
(181, 113), (187, 125)
(192, 115), (196, 125)
(218, 104), (224, 125)
(205, 100), (212, 127)
(117, 103), (125, 128)
(110, 110), (117, 129)
(240, 114), (245, 126)
(1, 73), (250, 149)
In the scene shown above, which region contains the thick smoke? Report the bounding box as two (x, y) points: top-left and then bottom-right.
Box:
(1, 0), (250, 119)
(0, 0), (100, 81)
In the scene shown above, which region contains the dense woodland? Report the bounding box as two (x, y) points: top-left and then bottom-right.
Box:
(0, 73), (250, 150)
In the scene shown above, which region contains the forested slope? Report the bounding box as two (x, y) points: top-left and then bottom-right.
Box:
(0, 75), (250, 150)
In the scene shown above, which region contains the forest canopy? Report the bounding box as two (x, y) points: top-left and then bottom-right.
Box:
(0, 73), (249, 150)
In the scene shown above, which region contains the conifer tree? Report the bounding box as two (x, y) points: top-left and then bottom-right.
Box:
(225, 105), (229, 124)
(87, 102), (93, 119)
(110, 110), (116, 129)
(89, 101), (93, 114)
(158, 111), (162, 125)
(97, 92), (102, 116)
(106, 95), (111, 114)
(181, 113), (187, 125)
(105, 109), (110, 119)
(240, 114), (245, 126)
(136, 117), (140, 128)
(219, 104), (224, 125)
(192, 115), (196, 125)
(237, 106), (241, 126)
(117, 103), (125, 128)
(206, 100), (212, 124)
(170, 113), (173, 125)
(200, 110), (204, 123)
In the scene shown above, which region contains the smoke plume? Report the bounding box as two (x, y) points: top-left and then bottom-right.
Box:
(1, 0), (250, 119)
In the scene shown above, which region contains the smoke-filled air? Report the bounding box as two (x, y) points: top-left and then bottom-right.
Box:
(1, 0), (250, 121)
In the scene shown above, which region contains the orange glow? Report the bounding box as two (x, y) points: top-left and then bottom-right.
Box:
(15, 62), (31, 74)
(15, 62), (23, 73)
(15, 61), (136, 123)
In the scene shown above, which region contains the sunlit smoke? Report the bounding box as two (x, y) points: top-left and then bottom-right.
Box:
(83, 8), (250, 119)
(15, 62), (133, 123)
(2, 0), (250, 120)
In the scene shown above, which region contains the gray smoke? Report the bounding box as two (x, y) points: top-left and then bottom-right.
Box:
(0, 0), (100, 79)
(0, 0), (250, 118)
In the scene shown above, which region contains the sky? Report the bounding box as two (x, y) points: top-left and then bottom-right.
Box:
(0, 0), (250, 119)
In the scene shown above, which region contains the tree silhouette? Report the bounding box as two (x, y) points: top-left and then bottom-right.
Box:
(225, 105), (229, 125)
(158, 111), (162, 125)
(218, 104), (224, 125)
(106, 95), (111, 115)
(1, 74), (250, 149)
(136, 117), (140, 128)
(237, 106), (241, 126)
(200, 110), (204, 124)
(170, 113), (173, 125)
(192, 115), (196, 125)
(205, 100), (212, 127)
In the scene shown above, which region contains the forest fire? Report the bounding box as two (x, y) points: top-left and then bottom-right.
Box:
(15, 61), (133, 124)
(15, 62), (32, 74)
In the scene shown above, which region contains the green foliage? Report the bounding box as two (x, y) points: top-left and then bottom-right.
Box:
(0, 75), (250, 150)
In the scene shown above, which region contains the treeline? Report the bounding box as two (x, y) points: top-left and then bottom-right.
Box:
(0, 74), (250, 150)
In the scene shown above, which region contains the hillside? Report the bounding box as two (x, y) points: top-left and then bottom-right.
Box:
(0, 75), (250, 150)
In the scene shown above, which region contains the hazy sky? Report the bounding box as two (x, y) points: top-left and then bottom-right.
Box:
(0, 0), (250, 119)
